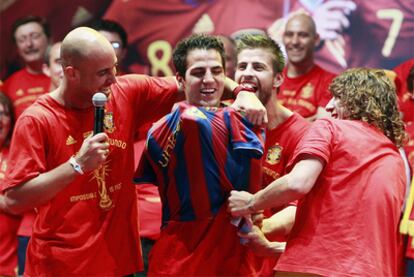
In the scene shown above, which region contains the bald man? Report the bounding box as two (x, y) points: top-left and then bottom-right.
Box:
(278, 13), (336, 121)
(0, 27), (183, 276)
(0, 27), (266, 276)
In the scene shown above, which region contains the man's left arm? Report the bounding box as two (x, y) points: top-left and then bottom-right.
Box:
(224, 77), (268, 125)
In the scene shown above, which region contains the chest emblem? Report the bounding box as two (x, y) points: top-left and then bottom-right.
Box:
(266, 144), (283, 165)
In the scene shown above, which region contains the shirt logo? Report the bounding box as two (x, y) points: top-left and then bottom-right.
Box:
(266, 145), (282, 165)
(184, 107), (207, 119)
(104, 112), (116, 133)
(66, 135), (77, 145)
(300, 83), (314, 99)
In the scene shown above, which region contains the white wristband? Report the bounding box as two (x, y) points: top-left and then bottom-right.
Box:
(69, 156), (84, 175)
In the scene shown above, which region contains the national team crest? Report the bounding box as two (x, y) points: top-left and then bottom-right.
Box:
(300, 83), (314, 99)
(266, 144), (282, 165)
(104, 112), (116, 133)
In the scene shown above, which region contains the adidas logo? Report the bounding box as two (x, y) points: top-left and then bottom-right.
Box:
(66, 135), (77, 145)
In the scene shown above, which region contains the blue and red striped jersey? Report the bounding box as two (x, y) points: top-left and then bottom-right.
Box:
(135, 102), (265, 225)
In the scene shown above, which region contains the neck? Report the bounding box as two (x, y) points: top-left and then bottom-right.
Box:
(287, 59), (314, 78)
(266, 95), (293, 130)
(51, 85), (92, 110)
(25, 61), (44, 75)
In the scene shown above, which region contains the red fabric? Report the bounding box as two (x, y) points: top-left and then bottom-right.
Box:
(278, 65), (335, 118)
(4, 75), (178, 276)
(148, 206), (257, 276)
(394, 59), (414, 123)
(251, 113), (309, 276)
(276, 118), (406, 276)
(104, 0), (285, 76)
(17, 211), (36, 237)
(263, 113), (310, 185)
(3, 68), (50, 119)
(0, 147), (19, 276)
(294, 0), (414, 73)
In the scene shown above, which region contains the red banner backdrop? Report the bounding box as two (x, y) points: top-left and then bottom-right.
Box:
(1, 0), (413, 79)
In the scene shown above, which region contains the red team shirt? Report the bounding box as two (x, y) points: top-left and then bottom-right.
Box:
(3, 75), (178, 276)
(276, 118), (405, 276)
(0, 147), (21, 277)
(253, 113), (310, 276)
(278, 65), (335, 119)
(3, 68), (50, 119)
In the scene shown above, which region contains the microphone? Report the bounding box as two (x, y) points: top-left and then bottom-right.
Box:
(92, 92), (108, 135)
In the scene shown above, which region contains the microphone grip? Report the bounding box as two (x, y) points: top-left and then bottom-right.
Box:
(94, 107), (105, 135)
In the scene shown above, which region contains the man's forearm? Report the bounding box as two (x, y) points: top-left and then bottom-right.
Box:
(5, 159), (79, 214)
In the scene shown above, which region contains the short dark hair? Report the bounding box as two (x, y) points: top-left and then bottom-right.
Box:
(407, 65), (414, 93)
(172, 34), (225, 78)
(236, 33), (285, 74)
(90, 19), (128, 49)
(12, 15), (50, 43)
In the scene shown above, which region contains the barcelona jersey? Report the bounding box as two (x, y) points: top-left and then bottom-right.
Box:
(135, 101), (264, 225)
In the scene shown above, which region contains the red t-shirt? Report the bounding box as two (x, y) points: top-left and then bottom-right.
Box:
(276, 118), (405, 276)
(278, 65), (335, 119)
(263, 113), (310, 185)
(3, 75), (178, 276)
(394, 59), (414, 123)
(0, 147), (20, 276)
(253, 113), (310, 276)
(3, 68), (50, 119)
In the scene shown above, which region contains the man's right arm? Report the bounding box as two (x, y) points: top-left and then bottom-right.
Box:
(3, 132), (110, 214)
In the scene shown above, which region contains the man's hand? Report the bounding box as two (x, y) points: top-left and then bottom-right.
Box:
(232, 91), (268, 125)
(239, 225), (286, 257)
(228, 190), (254, 217)
(75, 132), (110, 172)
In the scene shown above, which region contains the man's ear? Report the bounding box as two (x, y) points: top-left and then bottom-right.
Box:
(64, 66), (78, 81)
(42, 63), (51, 77)
(273, 73), (284, 89)
(176, 73), (185, 87)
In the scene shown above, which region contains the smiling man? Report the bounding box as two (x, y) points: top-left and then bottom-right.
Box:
(279, 13), (335, 121)
(4, 16), (51, 119)
(134, 34), (265, 276)
(229, 68), (407, 276)
(1, 27), (184, 277)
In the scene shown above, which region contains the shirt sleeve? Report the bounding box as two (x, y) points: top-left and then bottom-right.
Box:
(3, 115), (47, 192)
(118, 74), (179, 130)
(226, 109), (265, 159)
(287, 119), (334, 171)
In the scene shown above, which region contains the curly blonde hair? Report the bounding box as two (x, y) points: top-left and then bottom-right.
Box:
(329, 68), (407, 147)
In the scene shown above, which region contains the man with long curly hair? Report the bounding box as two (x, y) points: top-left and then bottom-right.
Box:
(229, 68), (407, 276)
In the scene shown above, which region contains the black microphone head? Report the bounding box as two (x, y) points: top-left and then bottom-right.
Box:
(92, 92), (108, 108)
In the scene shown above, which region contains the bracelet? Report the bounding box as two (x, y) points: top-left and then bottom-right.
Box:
(233, 84), (256, 97)
(69, 156), (84, 175)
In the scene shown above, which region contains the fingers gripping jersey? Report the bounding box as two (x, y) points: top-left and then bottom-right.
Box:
(135, 102), (265, 225)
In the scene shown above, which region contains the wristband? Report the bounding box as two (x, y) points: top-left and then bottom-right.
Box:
(69, 156), (84, 175)
(233, 84), (256, 97)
